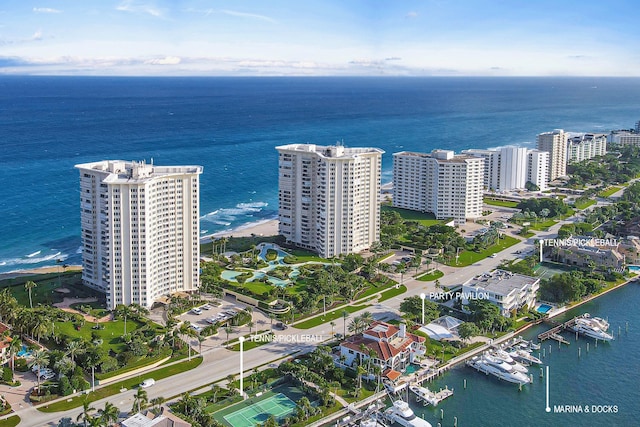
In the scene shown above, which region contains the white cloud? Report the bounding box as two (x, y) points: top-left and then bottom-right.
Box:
(145, 56), (181, 65)
(33, 7), (61, 14)
(31, 30), (43, 41)
(221, 9), (275, 23)
(406, 11), (419, 18)
(116, 1), (163, 18)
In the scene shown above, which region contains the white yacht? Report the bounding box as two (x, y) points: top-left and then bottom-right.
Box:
(360, 415), (387, 427)
(507, 348), (543, 365)
(488, 349), (529, 373)
(384, 400), (432, 427)
(467, 354), (531, 385)
(584, 314), (610, 331)
(570, 318), (614, 341)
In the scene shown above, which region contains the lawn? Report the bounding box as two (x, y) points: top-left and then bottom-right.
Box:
(378, 285), (407, 302)
(417, 270), (444, 282)
(529, 219), (558, 231)
(294, 304), (373, 329)
(0, 416), (19, 427)
(574, 199), (596, 210)
(0, 272), (102, 307)
(38, 357), (203, 412)
(448, 236), (520, 267)
(598, 186), (623, 198)
(483, 198), (519, 208)
(238, 280), (273, 296)
(381, 206), (441, 226)
(53, 318), (147, 354)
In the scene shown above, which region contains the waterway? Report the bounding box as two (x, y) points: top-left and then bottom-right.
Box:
(407, 282), (640, 427)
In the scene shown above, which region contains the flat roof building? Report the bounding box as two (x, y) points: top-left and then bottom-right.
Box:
(393, 150), (484, 224)
(461, 269), (540, 317)
(276, 143), (383, 258)
(567, 133), (607, 163)
(537, 129), (568, 181)
(75, 160), (202, 309)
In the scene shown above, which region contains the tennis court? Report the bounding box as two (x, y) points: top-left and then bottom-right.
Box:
(223, 393), (297, 427)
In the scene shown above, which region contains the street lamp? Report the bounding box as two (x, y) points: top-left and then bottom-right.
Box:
(419, 293), (426, 325)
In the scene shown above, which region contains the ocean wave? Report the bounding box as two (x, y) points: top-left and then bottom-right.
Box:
(201, 201), (269, 221)
(0, 251), (67, 267)
(26, 250), (42, 258)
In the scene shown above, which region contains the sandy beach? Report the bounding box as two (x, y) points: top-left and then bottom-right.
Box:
(204, 218), (279, 240)
(0, 265), (82, 281)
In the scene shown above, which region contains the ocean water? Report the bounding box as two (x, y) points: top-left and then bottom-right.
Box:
(1, 76), (640, 273)
(416, 282), (640, 427)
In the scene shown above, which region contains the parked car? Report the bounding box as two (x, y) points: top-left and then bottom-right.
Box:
(191, 307), (202, 315)
(140, 378), (155, 388)
(190, 324), (202, 332)
(275, 322), (288, 330)
(201, 304), (211, 310)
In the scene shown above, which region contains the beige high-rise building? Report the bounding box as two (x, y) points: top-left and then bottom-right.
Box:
(537, 129), (568, 181)
(393, 150), (484, 224)
(75, 160), (202, 309)
(276, 144), (383, 258)
(567, 133), (607, 163)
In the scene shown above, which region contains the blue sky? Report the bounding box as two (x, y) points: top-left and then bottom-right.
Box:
(1, 0), (639, 76)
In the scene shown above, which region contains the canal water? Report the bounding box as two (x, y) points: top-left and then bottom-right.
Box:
(412, 282), (640, 427)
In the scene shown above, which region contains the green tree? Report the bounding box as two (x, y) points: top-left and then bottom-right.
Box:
(132, 387), (148, 413)
(98, 401), (119, 426)
(28, 349), (50, 392)
(24, 280), (37, 309)
(457, 322), (480, 343)
(76, 400), (96, 427)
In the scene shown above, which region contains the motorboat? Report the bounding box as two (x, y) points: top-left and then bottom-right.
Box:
(360, 415), (387, 427)
(583, 313), (610, 331)
(488, 349), (529, 373)
(384, 400), (432, 427)
(570, 318), (614, 341)
(507, 348), (543, 365)
(467, 355), (531, 385)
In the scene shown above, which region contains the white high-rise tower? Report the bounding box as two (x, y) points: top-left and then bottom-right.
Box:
(276, 143), (383, 258)
(537, 129), (568, 181)
(75, 160), (203, 309)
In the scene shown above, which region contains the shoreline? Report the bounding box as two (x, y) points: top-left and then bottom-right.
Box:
(0, 265), (83, 281)
(201, 218), (279, 242)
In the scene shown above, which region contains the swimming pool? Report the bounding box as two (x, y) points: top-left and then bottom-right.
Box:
(628, 265), (640, 272)
(17, 345), (33, 358)
(537, 304), (552, 314)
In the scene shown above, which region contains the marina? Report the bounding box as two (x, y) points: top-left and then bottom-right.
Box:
(409, 384), (454, 407)
(538, 313), (614, 343)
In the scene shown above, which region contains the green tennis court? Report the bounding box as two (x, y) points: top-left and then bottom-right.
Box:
(223, 393), (297, 427)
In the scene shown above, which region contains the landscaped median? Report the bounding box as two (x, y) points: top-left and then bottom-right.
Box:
(447, 235), (521, 267)
(37, 356), (203, 413)
(0, 416), (20, 427)
(293, 304), (373, 330)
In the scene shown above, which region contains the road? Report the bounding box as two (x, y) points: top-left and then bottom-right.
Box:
(9, 216), (574, 426)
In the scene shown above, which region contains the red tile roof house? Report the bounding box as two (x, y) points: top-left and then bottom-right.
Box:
(338, 321), (426, 380)
(0, 323), (12, 365)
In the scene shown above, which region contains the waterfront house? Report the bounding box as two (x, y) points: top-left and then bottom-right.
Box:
(338, 321), (426, 376)
(461, 269), (540, 317)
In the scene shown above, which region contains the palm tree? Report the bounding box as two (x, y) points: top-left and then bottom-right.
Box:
(247, 321), (254, 333)
(28, 349), (49, 392)
(342, 310), (349, 337)
(132, 387), (148, 413)
(7, 336), (22, 372)
(66, 339), (86, 364)
(98, 401), (119, 426)
(76, 399), (96, 427)
(149, 396), (166, 415)
(24, 280), (37, 308)
(224, 326), (234, 344)
(210, 384), (222, 404)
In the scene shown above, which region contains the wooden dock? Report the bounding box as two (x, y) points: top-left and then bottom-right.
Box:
(537, 315), (586, 343)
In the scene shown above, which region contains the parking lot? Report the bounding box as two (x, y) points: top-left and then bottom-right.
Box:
(178, 296), (273, 350)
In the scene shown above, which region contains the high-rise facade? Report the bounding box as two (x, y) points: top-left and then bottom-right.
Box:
(463, 147), (549, 192)
(536, 129), (568, 181)
(567, 133), (607, 163)
(276, 144), (383, 258)
(75, 160), (202, 309)
(393, 150), (484, 224)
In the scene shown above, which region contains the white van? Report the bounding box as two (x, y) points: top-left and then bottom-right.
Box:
(140, 378), (155, 388)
